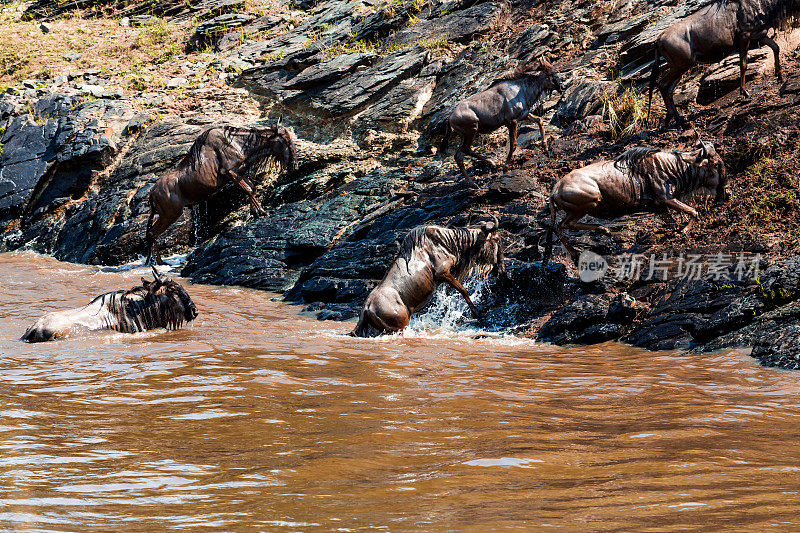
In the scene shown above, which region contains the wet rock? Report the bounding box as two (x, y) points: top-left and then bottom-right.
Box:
(0, 94), (136, 227)
(483, 260), (573, 331)
(752, 323), (800, 369)
(183, 169), (406, 290)
(538, 292), (637, 345)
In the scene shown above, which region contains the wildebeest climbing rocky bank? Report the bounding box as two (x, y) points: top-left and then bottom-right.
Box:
(2, 0), (800, 366)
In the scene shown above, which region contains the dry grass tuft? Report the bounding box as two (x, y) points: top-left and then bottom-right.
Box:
(602, 82), (650, 140)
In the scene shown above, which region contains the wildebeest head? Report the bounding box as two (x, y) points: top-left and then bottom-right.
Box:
(523, 58), (563, 93)
(473, 215), (505, 276)
(143, 267), (199, 324)
(685, 140), (728, 203)
(256, 118), (297, 173)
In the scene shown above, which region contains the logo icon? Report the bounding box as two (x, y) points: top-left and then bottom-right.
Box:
(578, 250), (608, 282)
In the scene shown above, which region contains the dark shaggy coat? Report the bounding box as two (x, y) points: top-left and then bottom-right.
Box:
(22, 270), (198, 342)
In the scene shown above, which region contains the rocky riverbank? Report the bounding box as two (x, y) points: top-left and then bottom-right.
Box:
(2, 0), (800, 366)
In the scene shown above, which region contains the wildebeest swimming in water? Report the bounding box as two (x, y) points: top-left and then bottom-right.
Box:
(351, 217), (505, 337)
(544, 141), (728, 263)
(440, 60), (563, 181)
(145, 121), (297, 265)
(21, 267), (198, 343)
(648, 0), (800, 127)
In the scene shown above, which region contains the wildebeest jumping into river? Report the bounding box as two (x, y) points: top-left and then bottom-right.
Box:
(145, 121), (297, 265)
(648, 0), (800, 127)
(441, 60), (563, 180)
(351, 218), (505, 337)
(544, 141), (728, 263)
(22, 267), (198, 342)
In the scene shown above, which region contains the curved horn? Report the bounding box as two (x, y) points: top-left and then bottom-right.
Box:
(151, 265), (164, 284)
(481, 214), (499, 234)
(695, 139), (716, 160)
(276, 116), (283, 128)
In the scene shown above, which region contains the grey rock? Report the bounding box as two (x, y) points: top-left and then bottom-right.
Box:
(166, 77), (188, 89)
(389, 2), (508, 46)
(283, 53), (376, 90)
(555, 80), (611, 125)
(305, 48), (430, 118)
(129, 15), (159, 27)
(189, 13), (254, 51)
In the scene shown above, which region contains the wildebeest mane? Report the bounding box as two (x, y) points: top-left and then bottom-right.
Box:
(489, 62), (547, 88)
(401, 226), (495, 280)
(737, 0), (800, 31)
(92, 283), (191, 333)
(612, 147), (661, 175)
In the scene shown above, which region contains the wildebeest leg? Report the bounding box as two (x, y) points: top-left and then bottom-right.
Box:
(739, 40), (752, 99)
(145, 208), (156, 266)
(454, 130), (471, 180)
(147, 210), (181, 265)
(461, 128), (496, 169)
(439, 271), (479, 319)
(663, 198), (699, 234)
(504, 121), (517, 169)
(658, 67), (685, 128)
(535, 116), (549, 154)
(760, 35), (782, 82)
(229, 170), (267, 216)
(555, 214), (581, 264)
(564, 218), (612, 235)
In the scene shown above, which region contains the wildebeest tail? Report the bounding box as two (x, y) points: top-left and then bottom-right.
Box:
(439, 121), (451, 154)
(543, 197), (556, 264)
(647, 46), (660, 126)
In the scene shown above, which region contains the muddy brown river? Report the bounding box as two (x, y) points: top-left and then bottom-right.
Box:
(2, 252), (800, 531)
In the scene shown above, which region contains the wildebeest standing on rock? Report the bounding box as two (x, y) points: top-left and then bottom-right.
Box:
(351, 218), (505, 337)
(22, 267), (199, 343)
(544, 141), (728, 263)
(145, 121), (297, 265)
(441, 60), (563, 181)
(648, 0), (800, 127)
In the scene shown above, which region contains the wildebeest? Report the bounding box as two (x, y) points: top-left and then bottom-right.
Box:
(21, 267), (198, 343)
(145, 121), (297, 264)
(544, 141), (728, 263)
(648, 0), (800, 127)
(440, 60), (563, 180)
(351, 218), (505, 337)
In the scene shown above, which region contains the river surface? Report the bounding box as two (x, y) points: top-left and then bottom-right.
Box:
(1, 252), (800, 531)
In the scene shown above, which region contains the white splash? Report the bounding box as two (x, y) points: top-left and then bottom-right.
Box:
(407, 275), (489, 334)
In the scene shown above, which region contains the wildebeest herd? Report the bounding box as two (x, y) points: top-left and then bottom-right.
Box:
(21, 0), (798, 341)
